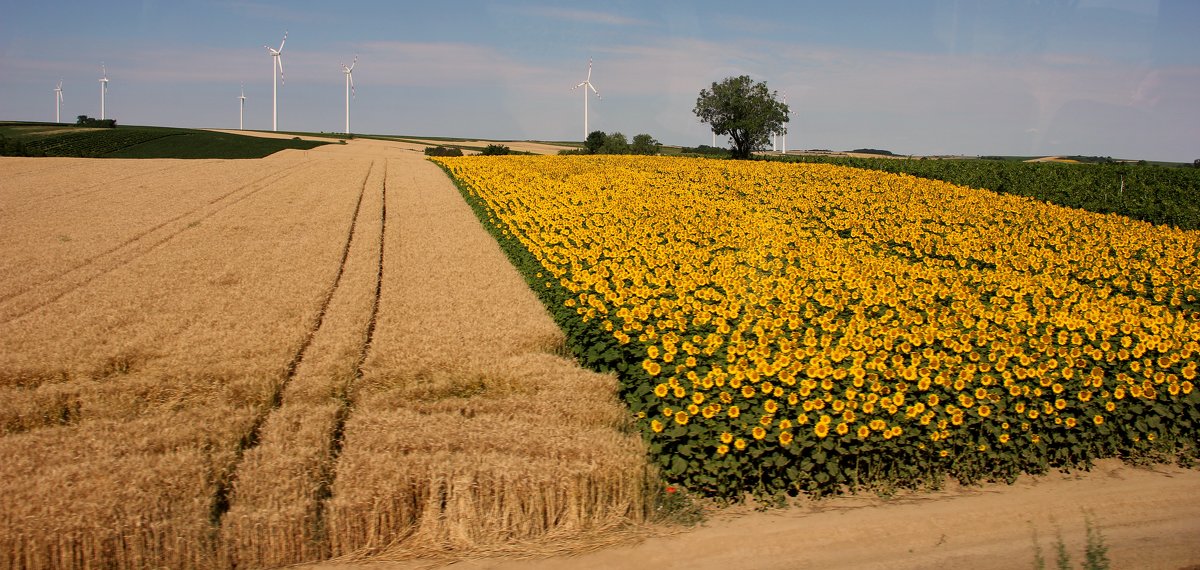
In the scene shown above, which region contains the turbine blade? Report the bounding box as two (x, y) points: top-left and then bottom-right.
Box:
(589, 83), (599, 97)
(278, 57), (285, 84)
(586, 58), (592, 81)
(349, 54), (357, 71)
(349, 73), (355, 97)
(573, 81), (586, 90)
(278, 31), (287, 52)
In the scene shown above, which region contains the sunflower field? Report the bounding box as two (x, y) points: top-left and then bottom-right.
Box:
(434, 155), (1200, 499)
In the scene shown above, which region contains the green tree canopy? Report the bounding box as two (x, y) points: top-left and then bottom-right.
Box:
(585, 130), (607, 154)
(630, 133), (661, 155)
(693, 75), (789, 159)
(600, 132), (630, 155)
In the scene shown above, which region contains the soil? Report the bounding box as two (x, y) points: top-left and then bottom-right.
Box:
(308, 459), (1200, 570)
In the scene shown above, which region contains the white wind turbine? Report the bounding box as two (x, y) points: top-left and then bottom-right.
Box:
(781, 93), (788, 154)
(54, 80), (63, 123)
(265, 31), (287, 131)
(572, 58), (600, 140)
(341, 55), (357, 135)
(99, 64), (109, 120)
(238, 83), (247, 130)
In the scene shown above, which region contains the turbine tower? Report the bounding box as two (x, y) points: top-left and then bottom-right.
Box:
(781, 93), (788, 154)
(99, 64), (109, 120)
(238, 83), (247, 130)
(341, 55), (357, 135)
(572, 58), (600, 141)
(54, 80), (63, 123)
(265, 31), (287, 131)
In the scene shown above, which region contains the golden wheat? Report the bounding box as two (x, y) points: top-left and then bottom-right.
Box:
(0, 147), (651, 569)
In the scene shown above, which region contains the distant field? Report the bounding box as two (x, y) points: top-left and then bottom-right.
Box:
(772, 153), (1200, 230)
(0, 122), (329, 158)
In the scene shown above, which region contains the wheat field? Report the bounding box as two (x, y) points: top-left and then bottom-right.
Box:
(0, 142), (649, 568)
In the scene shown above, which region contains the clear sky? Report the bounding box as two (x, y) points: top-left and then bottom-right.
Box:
(2, 0), (1197, 161)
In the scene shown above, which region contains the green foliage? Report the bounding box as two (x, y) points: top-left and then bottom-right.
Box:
(0, 123), (327, 159)
(653, 484), (706, 526)
(1084, 514), (1110, 570)
(599, 132), (630, 155)
(424, 146), (464, 157)
(630, 133), (662, 156)
(104, 131), (326, 159)
(694, 75), (789, 159)
(1055, 530), (1071, 570)
(0, 134), (47, 157)
(75, 115), (116, 128)
(679, 144), (730, 157)
(1032, 528), (1046, 570)
(581, 131), (661, 155)
(480, 143), (512, 156)
(775, 154), (1200, 230)
(585, 130), (607, 154)
(1030, 516), (1111, 570)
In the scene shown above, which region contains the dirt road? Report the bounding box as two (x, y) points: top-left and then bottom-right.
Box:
(308, 459), (1199, 570)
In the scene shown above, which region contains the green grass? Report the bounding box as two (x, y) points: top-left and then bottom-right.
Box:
(0, 122), (329, 159)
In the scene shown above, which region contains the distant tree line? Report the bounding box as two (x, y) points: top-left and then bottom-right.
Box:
(75, 115), (116, 128)
(560, 130), (661, 155)
(424, 146), (463, 157)
(478, 144), (534, 156)
(678, 144), (729, 157)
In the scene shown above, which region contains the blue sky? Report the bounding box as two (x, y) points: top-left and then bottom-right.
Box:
(2, 0), (1197, 161)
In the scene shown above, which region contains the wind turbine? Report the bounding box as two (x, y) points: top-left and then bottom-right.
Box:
(341, 55), (357, 135)
(265, 31), (286, 131)
(238, 83), (247, 130)
(54, 80), (63, 123)
(99, 64), (109, 120)
(572, 58), (600, 141)
(781, 93), (788, 154)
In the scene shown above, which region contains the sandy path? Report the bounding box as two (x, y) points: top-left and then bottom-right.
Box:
(311, 459), (1200, 570)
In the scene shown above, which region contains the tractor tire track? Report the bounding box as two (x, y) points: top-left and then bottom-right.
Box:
(0, 162), (293, 305)
(210, 160), (374, 528)
(0, 162), (312, 325)
(1, 160), (215, 215)
(313, 158), (388, 545)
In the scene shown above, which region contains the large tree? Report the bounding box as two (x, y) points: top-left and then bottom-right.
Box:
(694, 76), (789, 159)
